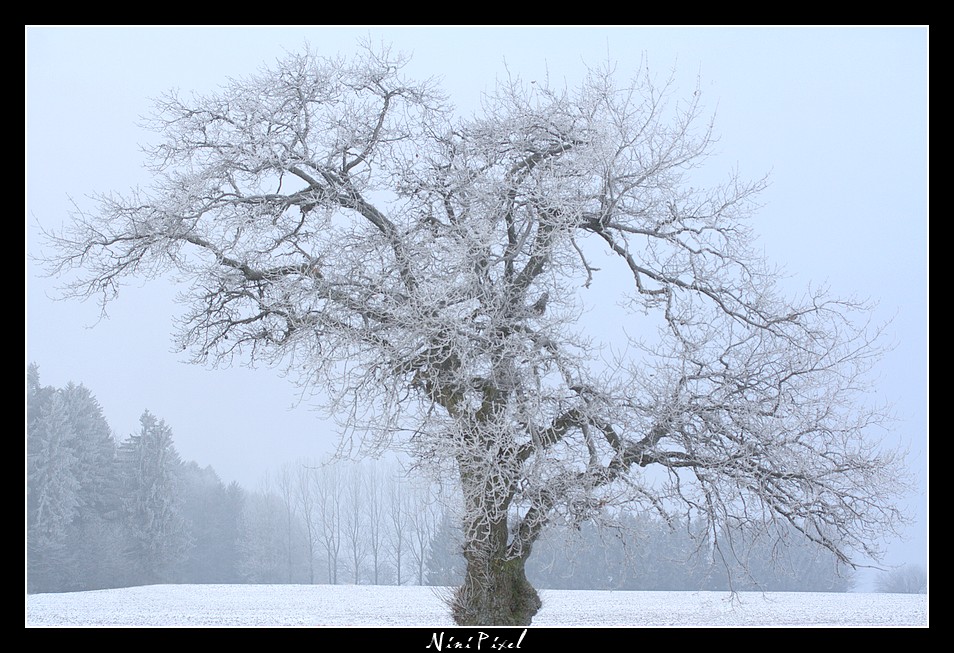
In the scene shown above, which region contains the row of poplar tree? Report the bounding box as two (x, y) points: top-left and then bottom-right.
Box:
(27, 364), (852, 594)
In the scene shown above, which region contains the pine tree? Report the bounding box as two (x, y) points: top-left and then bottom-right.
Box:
(58, 382), (124, 590)
(26, 363), (52, 429)
(27, 366), (126, 591)
(117, 410), (191, 584)
(425, 509), (465, 586)
(178, 462), (248, 583)
(60, 383), (117, 517)
(27, 390), (80, 592)
(179, 461), (225, 582)
(221, 481), (246, 582)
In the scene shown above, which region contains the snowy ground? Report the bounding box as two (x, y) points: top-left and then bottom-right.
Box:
(26, 584), (926, 627)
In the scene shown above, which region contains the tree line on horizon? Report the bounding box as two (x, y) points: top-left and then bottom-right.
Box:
(27, 364), (874, 594)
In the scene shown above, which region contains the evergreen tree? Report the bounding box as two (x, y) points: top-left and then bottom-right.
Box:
(60, 383), (117, 518)
(58, 382), (124, 590)
(28, 365), (250, 591)
(117, 410), (191, 584)
(704, 522), (856, 592)
(221, 481), (246, 583)
(27, 366), (125, 592)
(425, 509), (465, 586)
(27, 390), (80, 592)
(26, 363), (53, 429)
(179, 461), (234, 583)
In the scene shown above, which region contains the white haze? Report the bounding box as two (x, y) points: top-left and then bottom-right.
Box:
(25, 26), (928, 580)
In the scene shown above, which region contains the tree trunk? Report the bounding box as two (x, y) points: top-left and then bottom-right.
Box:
(451, 425), (545, 626)
(451, 491), (542, 627)
(452, 550), (541, 626)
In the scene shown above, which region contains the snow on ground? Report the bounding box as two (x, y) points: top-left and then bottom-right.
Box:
(26, 584), (927, 627)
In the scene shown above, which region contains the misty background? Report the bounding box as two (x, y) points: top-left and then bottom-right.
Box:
(26, 26), (927, 591)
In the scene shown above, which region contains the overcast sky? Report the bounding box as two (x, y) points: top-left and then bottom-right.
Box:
(25, 26), (927, 573)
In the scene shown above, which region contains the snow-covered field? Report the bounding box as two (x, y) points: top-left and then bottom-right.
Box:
(26, 584), (926, 627)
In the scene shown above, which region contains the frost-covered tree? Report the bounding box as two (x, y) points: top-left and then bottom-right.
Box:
(875, 564), (927, 594)
(60, 382), (117, 514)
(27, 368), (123, 592)
(43, 44), (909, 624)
(57, 382), (123, 590)
(27, 390), (80, 591)
(26, 363), (52, 431)
(178, 461), (245, 583)
(117, 410), (191, 583)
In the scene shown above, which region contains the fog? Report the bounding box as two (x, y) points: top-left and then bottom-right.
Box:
(26, 27), (927, 590)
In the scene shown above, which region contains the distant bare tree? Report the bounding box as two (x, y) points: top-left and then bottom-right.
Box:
(875, 564), (927, 594)
(294, 460), (318, 584)
(408, 484), (441, 586)
(364, 464), (387, 584)
(274, 465), (299, 584)
(386, 467), (412, 586)
(313, 464), (343, 584)
(343, 465), (368, 583)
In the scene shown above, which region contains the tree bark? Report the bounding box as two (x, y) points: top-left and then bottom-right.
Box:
(451, 482), (542, 626)
(453, 550), (541, 626)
